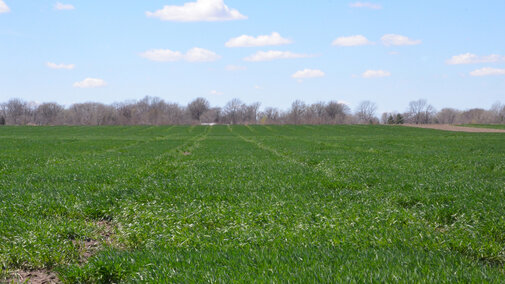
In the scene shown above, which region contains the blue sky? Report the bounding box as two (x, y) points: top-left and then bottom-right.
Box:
(1, 0), (504, 113)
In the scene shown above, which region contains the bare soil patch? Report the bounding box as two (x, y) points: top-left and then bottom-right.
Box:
(84, 221), (114, 259)
(6, 270), (59, 284)
(403, 124), (505, 133)
(70, 220), (115, 264)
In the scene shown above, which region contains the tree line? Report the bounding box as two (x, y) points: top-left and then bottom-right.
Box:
(0, 97), (504, 126)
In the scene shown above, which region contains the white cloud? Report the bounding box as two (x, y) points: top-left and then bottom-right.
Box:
(185, 47), (221, 62)
(470, 67), (505, 77)
(381, 34), (421, 46)
(47, 62), (75, 70)
(446, 53), (505, 65)
(146, 0), (247, 22)
(254, 85), (262, 90)
(140, 48), (220, 62)
(73, 78), (107, 88)
(349, 2), (382, 9)
(140, 49), (183, 62)
(362, 70), (391, 78)
(244, 51), (312, 62)
(210, 90), (223, 95)
(54, 2), (75, 10)
(226, 32), (292, 48)
(332, 35), (372, 47)
(226, 65), (247, 71)
(0, 0), (10, 13)
(292, 69), (325, 79)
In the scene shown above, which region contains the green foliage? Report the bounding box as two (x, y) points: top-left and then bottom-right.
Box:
(387, 114), (404, 124)
(387, 114), (395, 124)
(460, 124), (505, 130)
(396, 113), (405, 124)
(0, 125), (504, 282)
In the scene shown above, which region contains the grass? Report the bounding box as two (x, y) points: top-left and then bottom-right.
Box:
(460, 124), (505, 130)
(1, 125), (504, 282)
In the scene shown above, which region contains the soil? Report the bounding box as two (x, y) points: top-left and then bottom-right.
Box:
(403, 124), (505, 133)
(5, 220), (115, 284)
(6, 270), (59, 284)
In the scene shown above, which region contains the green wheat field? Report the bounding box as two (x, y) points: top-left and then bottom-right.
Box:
(1, 125), (504, 282)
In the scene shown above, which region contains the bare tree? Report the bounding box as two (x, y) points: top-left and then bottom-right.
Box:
(145, 97), (163, 125)
(491, 102), (505, 123)
(35, 103), (64, 125)
(407, 99), (435, 124)
(355, 101), (378, 124)
(307, 102), (326, 124)
(223, 98), (244, 124)
(201, 107), (221, 124)
(114, 102), (135, 125)
(325, 101), (350, 124)
(436, 108), (459, 124)
(66, 102), (115, 125)
(260, 107), (280, 124)
(96, 104), (117, 125)
(164, 103), (185, 124)
(289, 100), (307, 124)
(381, 112), (389, 124)
(1, 97), (503, 126)
(3, 99), (32, 125)
(187, 98), (210, 122)
(459, 108), (493, 124)
(243, 102), (261, 124)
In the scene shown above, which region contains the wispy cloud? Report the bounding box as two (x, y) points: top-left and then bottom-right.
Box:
(244, 51), (313, 62)
(381, 34), (421, 46)
(54, 2), (75, 11)
(185, 48), (221, 62)
(349, 2), (382, 10)
(447, 53), (505, 65)
(73, 78), (107, 88)
(470, 67), (505, 77)
(146, 0), (246, 22)
(0, 0), (10, 14)
(292, 69), (325, 79)
(362, 70), (391, 78)
(226, 32), (292, 48)
(210, 90), (224, 95)
(140, 48), (221, 62)
(332, 35), (373, 47)
(47, 62), (75, 70)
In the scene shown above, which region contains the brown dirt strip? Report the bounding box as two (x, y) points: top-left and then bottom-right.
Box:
(403, 124), (505, 133)
(6, 270), (59, 284)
